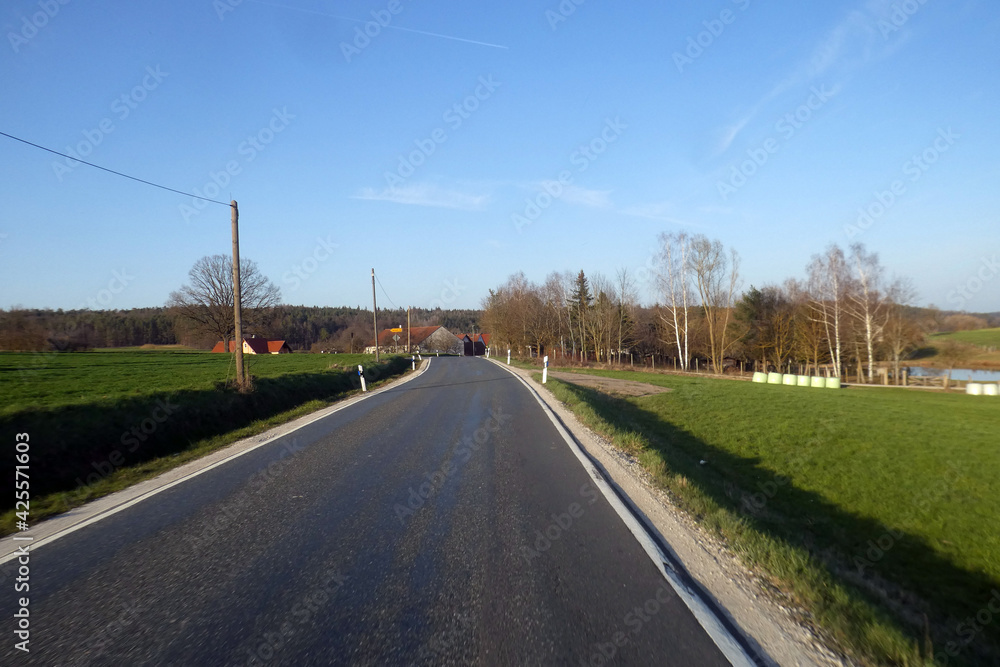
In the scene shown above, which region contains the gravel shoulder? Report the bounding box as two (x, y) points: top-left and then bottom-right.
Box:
(494, 360), (855, 667)
(547, 371), (672, 396)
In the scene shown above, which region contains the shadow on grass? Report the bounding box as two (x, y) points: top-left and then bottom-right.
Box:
(553, 380), (999, 667)
(2, 357), (409, 502)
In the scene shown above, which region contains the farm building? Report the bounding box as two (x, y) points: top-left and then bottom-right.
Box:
(368, 326), (464, 355)
(212, 337), (292, 354)
(455, 333), (491, 356)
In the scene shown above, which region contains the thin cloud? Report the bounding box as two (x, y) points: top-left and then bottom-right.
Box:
(246, 0), (508, 50)
(354, 183), (489, 210)
(714, 115), (752, 155)
(517, 181), (613, 209)
(620, 202), (704, 228)
(559, 184), (613, 209)
(712, 0), (889, 157)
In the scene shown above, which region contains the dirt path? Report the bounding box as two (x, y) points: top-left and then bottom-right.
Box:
(547, 371), (671, 397)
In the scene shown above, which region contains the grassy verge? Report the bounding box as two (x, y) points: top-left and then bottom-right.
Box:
(1, 351), (410, 532)
(533, 368), (999, 666)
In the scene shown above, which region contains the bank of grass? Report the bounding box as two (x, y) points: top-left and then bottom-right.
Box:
(534, 367), (999, 666)
(1, 350), (410, 531)
(910, 329), (1000, 369)
(931, 328), (1000, 348)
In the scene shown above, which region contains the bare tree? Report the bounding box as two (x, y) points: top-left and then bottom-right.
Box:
(542, 272), (570, 358)
(482, 271), (548, 357)
(689, 235), (741, 372)
(586, 273), (614, 362)
(785, 279), (827, 372)
(615, 267), (637, 363)
(807, 245), (847, 378)
(882, 279), (920, 382)
(844, 243), (891, 383)
(656, 231), (694, 369)
(167, 254), (281, 349)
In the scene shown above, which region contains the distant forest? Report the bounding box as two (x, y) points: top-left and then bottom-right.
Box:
(0, 306), (482, 352)
(0, 302), (996, 357)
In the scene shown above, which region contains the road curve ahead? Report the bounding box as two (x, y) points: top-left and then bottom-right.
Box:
(3, 357), (741, 666)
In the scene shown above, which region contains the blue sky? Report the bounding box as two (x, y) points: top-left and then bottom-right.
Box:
(1, 0), (998, 313)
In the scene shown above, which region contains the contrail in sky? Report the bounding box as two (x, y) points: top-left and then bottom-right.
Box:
(245, 0), (509, 50)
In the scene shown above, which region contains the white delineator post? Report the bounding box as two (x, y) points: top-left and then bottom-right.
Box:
(507, 349), (511, 365)
(358, 365), (367, 392)
(411, 355), (415, 370)
(542, 355), (549, 384)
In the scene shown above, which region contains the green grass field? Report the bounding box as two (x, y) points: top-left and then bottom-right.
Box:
(537, 367), (999, 666)
(1, 349), (410, 528)
(931, 328), (1000, 348)
(911, 328), (1000, 369)
(1, 348), (378, 416)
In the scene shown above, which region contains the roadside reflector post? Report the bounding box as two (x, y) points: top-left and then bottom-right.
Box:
(411, 355), (415, 370)
(542, 355), (549, 384)
(358, 365), (367, 392)
(507, 349), (511, 365)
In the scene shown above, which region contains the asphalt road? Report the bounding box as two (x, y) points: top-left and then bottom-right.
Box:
(3, 356), (737, 666)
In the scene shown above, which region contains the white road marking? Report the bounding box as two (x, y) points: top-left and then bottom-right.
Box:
(487, 359), (756, 667)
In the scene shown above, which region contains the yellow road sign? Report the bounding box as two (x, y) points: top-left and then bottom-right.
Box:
(390, 327), (403, 332)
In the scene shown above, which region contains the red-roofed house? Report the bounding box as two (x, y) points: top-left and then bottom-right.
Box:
(211, 337), (292, 354)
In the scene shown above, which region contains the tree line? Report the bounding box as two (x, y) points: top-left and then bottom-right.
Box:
(0, 304), (482, 353)
(0, 253), (484, 353)
(481, 233), (998, 380)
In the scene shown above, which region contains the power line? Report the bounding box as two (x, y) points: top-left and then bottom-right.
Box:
(374, 273), (400, 311)
(0, 130), (231, 206)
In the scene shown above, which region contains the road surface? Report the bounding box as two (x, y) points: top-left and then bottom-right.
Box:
(3, 356), (745, 665)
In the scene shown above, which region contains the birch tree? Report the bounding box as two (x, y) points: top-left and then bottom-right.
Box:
(807, 245), (847, 377)
(845, 243), (890, 382)
(656, 231), (694, 369)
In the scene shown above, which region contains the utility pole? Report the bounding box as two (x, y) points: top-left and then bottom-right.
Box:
(371, 268), (379, 362)
(231, 200), (245, 389)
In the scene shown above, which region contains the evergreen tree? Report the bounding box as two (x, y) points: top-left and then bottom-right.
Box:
(569, 270), (592, 360)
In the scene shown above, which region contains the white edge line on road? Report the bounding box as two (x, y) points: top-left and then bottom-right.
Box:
(487, 359), (756, 667)
(0, 358), (433, 564)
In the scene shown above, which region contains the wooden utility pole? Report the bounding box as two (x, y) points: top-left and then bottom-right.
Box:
(231, 200), (245, 389)
(371, 268), (379, 362)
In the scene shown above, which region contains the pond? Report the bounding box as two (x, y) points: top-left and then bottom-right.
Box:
(905, 367), (1000, 382)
